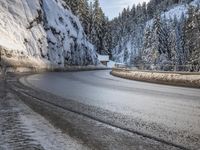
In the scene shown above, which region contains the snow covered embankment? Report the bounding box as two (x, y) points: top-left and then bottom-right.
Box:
(0, 0), (98, 70)
(111, 68), (200, 88)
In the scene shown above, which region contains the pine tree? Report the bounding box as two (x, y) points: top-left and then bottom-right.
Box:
(89, 0), (109, 54)
(173, 13), (186, 68)
(91, 0), (102, 53)
(152, 14), (172, 68)
(184, 5), (200, 71)
(81, 0), (90, 35)
(153, 14), (162, 55)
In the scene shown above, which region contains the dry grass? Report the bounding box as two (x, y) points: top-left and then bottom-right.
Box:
(111, 68), (200, 88)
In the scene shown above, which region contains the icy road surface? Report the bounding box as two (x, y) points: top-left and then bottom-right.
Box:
(21, 70), (200, 149)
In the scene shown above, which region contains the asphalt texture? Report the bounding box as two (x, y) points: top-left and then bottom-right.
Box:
(17, 70), (200, 150)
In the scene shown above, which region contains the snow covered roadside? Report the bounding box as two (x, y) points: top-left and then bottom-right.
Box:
(2, 51), (107, 73)
(3, 62), (108, 73)
(19, 99), (89, 150)
(0, 86), (89, 149)
(111, 68), (200, 88)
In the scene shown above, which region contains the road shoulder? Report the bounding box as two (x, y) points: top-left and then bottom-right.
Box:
(0, 77), (89, 150)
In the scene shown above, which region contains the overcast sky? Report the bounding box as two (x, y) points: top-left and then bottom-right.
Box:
(97, 0), (150, 20)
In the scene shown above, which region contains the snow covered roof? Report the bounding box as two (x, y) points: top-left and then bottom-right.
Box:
(97, 54), (109, 62)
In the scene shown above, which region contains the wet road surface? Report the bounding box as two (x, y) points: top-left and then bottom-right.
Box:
(20, 70), (200, 149)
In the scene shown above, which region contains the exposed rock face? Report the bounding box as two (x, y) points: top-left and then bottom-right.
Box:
(0, 0), (98, 69)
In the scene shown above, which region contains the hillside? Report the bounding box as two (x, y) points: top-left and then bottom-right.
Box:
(111, 0), (200, 71)
(0, 0), (98, 69)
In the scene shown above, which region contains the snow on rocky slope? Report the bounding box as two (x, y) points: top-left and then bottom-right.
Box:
(0, 0), (98, 69)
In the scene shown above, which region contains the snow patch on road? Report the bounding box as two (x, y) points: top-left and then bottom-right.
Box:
(19, 102), (89, 150)
(0, 90), (89, 150)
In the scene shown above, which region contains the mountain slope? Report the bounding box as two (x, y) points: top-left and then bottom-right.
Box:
(0, 0), (98, 69)
(111, 0), (200, 71)
(113, 3), (189, 63)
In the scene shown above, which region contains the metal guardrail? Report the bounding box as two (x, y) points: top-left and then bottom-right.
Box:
(115, 63), (200, 73)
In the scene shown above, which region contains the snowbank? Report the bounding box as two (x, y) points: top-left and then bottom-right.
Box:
(111, 68), (200, 88)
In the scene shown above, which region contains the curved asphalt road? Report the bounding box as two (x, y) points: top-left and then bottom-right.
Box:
(21, 70), (200, 149)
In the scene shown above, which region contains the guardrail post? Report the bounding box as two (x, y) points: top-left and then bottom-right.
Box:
(0, 49), (7, 99)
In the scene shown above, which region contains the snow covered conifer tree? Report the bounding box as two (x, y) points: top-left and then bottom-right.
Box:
(153, 14), (162, 55)
(184, 5), (200, 71)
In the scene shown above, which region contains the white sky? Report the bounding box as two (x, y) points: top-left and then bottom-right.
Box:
(98, 0), (150, 20)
